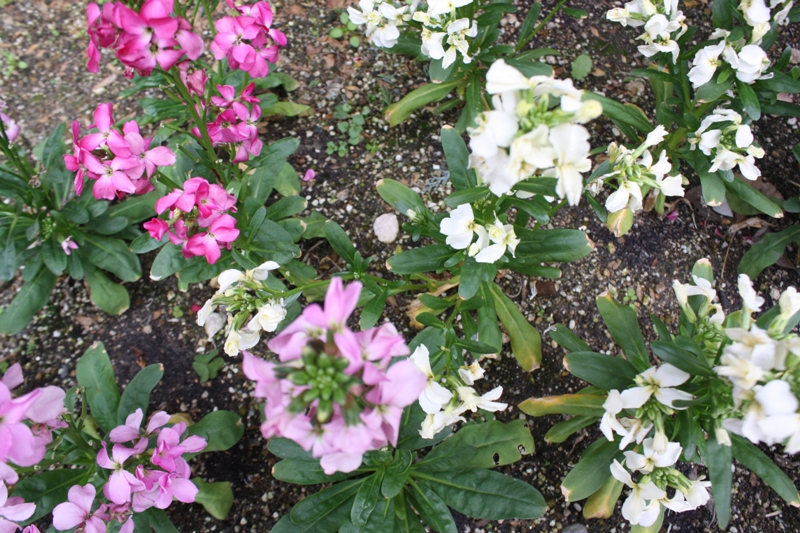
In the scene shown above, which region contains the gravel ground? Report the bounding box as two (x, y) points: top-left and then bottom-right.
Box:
(2, 0), (800, 532)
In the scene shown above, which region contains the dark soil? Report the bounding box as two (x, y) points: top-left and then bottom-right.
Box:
(2, 0), (800, 532)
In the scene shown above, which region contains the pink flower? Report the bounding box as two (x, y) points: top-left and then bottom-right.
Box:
(0, 113), (20, 143)
(144, 218), (169, 241)
(96, 442), (147, 504)
(210, 2), (287, 78)
(86, 2), (118, 72)
(0, 482), (35, 532)
(52, 484), (110, 533)
(61, 237), (79, 256)
(1, 365), (23, 391)
(0, 384), (44, 467)
(131, 468), (198, 512)
(303, 169), (316, 182)
(183, 214), (240, 264)
(151, 422), (206, 473)
(83, 153), (138, 201)
(109, 408), (170, 443)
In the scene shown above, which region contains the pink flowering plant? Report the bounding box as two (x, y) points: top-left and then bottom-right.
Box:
(242, 277), (545, 531)
(0, 341), (242, 532)
(521, 259), (800, 530)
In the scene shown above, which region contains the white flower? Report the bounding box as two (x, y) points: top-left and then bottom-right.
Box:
(623, 438), (682, 474)
(600, 390), (626, 441)
(605, 180), (644, 213)
(468, 109), (519, 159)
(347, 0), (407, 48)
(643, 125), (668, 148)
(688, 41), (726, 87)
(710, 147), (761, 180)
(224, 327), (260, 356)
(663, 480), (712, 512)
(467, 225), (490, 258)
(420, 409), (466, 439)
(738, 273), (764, 314)
(508, 124), (556, 182)
(621, 364), (693, 409)
(455, 385), (507, 412)
(247, 300), (287, 333)
(440, 203), (477, 250)
(740, 0), (771, 26)
(458, 362), (485, 385)
(218, 261), (280, 293)
(610, 460), (667, 527)
(203, 312), (226, 339)
(473, 219), (519, 264)
(470, 150), (517, 197)
(420, 28), (446, 59)
(779, 287), (800, 318)
(734, 45), (771, 84)
(657, 173), (684, 197)
(427, 0), (473, 16)
(441, 18), (477, 68)
(409, 345), (454, 414)
(548, 123), (592, 206)
(638, 35), (680, 64)
(485, 59), (531, 95)
(607, 7), (636, 26)
(618, 417), (655, 449)
(196, 299), (215, 327)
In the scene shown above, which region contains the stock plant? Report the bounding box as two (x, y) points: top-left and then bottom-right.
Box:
(1, 341), (243, 532)
(522, 259), (800, 531)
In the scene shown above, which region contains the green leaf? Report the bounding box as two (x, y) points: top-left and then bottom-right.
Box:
(583, 475), (624, 519)
(186, 410), (244, 453)
(631, 67), (679, 85)
(324, 220), (358, 267)
(706, 432), (733, 529)
(571, 54), (592, 80)
(489, 283), (540, 371)
(130, 232), (166, 254)
(584, 92), (653, 134)
(272, 458), (356, 485)
(596, 293), (650, 371)
(549, 324), (591, 353)
(388, 245), (453, 275)
(545, 416), (598, 444)
(382, 450), (413, 498)
(418, 468), (545, 520)
(513, 228), (593, 263)
(150, 244), (188, 281)
(519, 393), (606, 417)
(83, 235), (141, 281)
(76, 341), (120, 433)
(695, 76), (734, 102)
(360, 288), (386, 330)
(444, 187), (489, 207)
(439, 126), (477, 191)
(429, 57), (456, 83)
(406, 483), (457, 533)
(351, 472), (383, 526)
(290, 480), (362, 524)
(738, 225), (800, 279)
(39, 123), (71, 208)
(724, 176), (782, 218)
(477, 294), (502, 352)
(560, 438), (621, 502)
(268, 437), (314, 460)
(377, 178), (427, 216)
(85, 268), (130, 315)
(107, 191), (159, 224)
(274, 162), (301, 197)
(564, 352), (638, 390)
(0, 266), (57, 335)
(737, 79), (761, 121)
(420, 420), (534, 469)
(458, 258), (486, 301)
(341, 498), (396, 533)
(134, 508), (180, 533)
(262, 101), (313, 117)
(731, 434), (800, 506)
(192, 479), (234, 520)
(518, 3), (543, 44)
(301, 211), (327, 239)
(11, 468), (89, 522)
(385, 81), (461, 127)
(650, 341), (714, 377)
(117, 364), (164, 424)
(41, 236), (67, 275)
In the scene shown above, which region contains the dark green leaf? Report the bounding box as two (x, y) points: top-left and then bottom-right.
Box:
(549, 324), (591, 353)
(596, 293), (650, 371)
(76, 341), (120, 432)
(117, 364), (164, 424)
(724, 177), (782, 218)
(83, 235), (141, 281)
(564, 351), (638, 390)
(419, 469), (545, 520)
(382, 449), (413, 498)
(324, 220), (358, 266)
(519, 393), (606, 417)
(0, 265), (57, 334)
(85, 268), (130, 315)
(273, 458), (356, 485)
(651, 341), (714, 377)
(388, 245), (453, 275)
(385, 81), (461, 126)
(12, 468), (89, 522)
(731, 434), (800, 506)
(706, 432), (732, 529)
(441, 127), (474, 190)
(186, 410), (244, 453)
(420, 420), (534, 469)
(545, 416), (598, 444)
(561, 438), (621, 502)
(518, 3), (543, 44)
(738, 225), (800, 279)
(192, 479), (234, 520)
(290, 480), (362, 524)
(407, 482), (457, 533)
(376, 178), (427, 216)
(351, 472), (383, 526)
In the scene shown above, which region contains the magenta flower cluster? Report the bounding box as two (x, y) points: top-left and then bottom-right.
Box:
(193, 83), (264, 163)
(86, 0), (204, 77)
(64, 103), (176, 200)
(144, 177), (240, 264)
(211, 0), (287, 78)
(52, 408), (207, 533)
(0, 101), (20, 144)
(243, 278), (426, 475)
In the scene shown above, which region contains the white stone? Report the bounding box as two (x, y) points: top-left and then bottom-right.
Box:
(373, 213), (399, 243)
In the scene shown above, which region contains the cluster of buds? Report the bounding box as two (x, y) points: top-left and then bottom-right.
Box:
(86, 0), (204, 76)
(412, 0), (478, 68)
(243, 278), (426, 474)
(714, 276), (800, 453)
(144, 177), (239, 264)
(64, 103), (176, 200)
(191, 83), (264, 163)
(688, 29), (772, 88)
(347, 0), (410, 49)
(0, 365), (65, 532)
(606, 0), (687, 63)
(468, 60), (602, 204)
(52, 408), (206, 533)
(410, 344), (507, 439)
(592, 125), (685, 215)
(439, 203), (519, 264)
(196, 261), (288, 356)
(210, 0), (287, 78)
(690, 107), (764, 181)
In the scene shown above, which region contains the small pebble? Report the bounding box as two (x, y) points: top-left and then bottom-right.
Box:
(373, 213), (399, 243)
(562, 524), (589, 533)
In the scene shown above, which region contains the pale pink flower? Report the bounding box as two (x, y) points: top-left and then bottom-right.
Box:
(97, 441), (147, 504)
(52, 484), (110, 533)
(0, 481), (35, 532)
(61, 237), (79, 256)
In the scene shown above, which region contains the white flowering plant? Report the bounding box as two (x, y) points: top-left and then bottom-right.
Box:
(348, 0), (587, 130)
(522, 258), (800, 531)
(603, 0), (800, 232)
